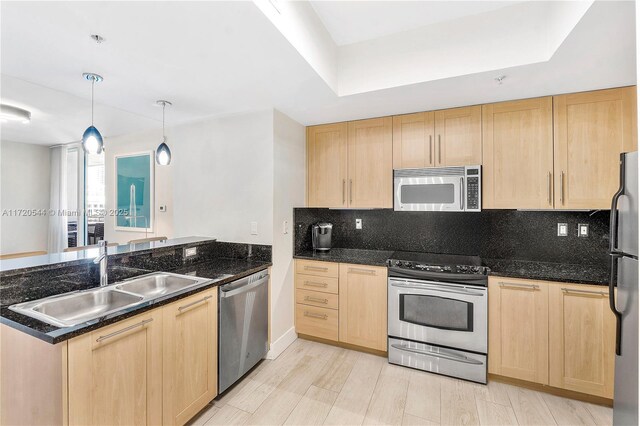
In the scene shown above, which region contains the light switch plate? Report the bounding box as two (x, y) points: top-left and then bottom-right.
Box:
(159, 205), (167, 212)
(250, 221), (258, 235)
(283, 220), (288, 234)
(557, 223), (568, 237)
(578, 223), (589, 237)
(356, 218), (362, 230)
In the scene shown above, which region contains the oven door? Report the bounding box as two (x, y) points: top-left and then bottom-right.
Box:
(388, 277), (487, 354)
(394, 175), (465, 211)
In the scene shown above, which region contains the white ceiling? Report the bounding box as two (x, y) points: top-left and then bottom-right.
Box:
(310, 1), (523, 46)
(0, 0), (636, 146)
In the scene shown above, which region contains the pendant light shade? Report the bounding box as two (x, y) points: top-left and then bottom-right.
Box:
(155, 100), (172, 165)
(81, 73), (104, 154)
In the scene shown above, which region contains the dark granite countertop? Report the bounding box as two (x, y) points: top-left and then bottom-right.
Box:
(294, 248), (394, 267)
(484, 259), (609, 286)
(0, 258), (271, 344)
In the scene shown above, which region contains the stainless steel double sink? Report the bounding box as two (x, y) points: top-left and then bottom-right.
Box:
(9, 272), (229, 328)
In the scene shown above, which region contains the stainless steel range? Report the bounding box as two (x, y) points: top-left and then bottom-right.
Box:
(387, 251), (490, 384)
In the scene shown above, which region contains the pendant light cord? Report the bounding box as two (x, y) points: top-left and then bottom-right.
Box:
(91, 77), (95, 126)
(162, 102), (166, 139)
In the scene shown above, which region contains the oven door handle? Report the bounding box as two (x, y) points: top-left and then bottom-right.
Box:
(390, 343), (484, 365)
(390, 281), (485, 296)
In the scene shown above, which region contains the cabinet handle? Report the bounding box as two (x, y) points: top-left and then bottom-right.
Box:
(438, 135), (442, 164)
(304, 296), (329, 304)
(561, 171), (565, 205)
(304, 265), (328, 272)
(96, 318), (153, 343)
(429, 135), (433, 165)
(499, 282), (539, 290)
(304, 311), (328, 320)
(304, 280), (328, 288)
(561, 288), (607, 297)
(350, 179), (353, 204)
(348, 267), (376, 275)
(547, 172), (552, 205)
(342, 179), (346, 205)
(178, 295), (212, 312)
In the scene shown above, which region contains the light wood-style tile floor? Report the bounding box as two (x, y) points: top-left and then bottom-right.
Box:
(188, 339), (612, 426)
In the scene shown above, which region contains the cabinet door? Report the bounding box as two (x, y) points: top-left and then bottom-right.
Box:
(307, 123), (348, 208)
(392, 112), (435, 169)
(68, 310), (162, 426)
(488, 277), (549, 384)
(347, 118), (393, 208)
(435, 105), (482, 166)
(163, 289), (218, 425)
(549, 283), (615, 398)
(554, 87), (638, 209)
(338, 263), (387, 351)
(482, 97), (554, 209)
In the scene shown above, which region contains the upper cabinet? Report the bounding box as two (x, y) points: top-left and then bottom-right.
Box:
(554, 87), (638, 209)
(393, 112), (435, 169)
(307, 123), (348, 208)
(347, 117), (393, 208)
(434, 106), (482, 166)
(482, 97), (554, 209)
(392, 106), (481, 169)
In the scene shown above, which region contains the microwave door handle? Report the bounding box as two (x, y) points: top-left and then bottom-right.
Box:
(460, 177), (464, 210)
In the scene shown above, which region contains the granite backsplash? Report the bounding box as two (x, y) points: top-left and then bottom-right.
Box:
(294, 208), (610, 268)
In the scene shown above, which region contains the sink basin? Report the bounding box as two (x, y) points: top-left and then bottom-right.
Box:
(8, 272), (217, 328)
(20, 289), (143, 327)
(115, 274), (201, 298)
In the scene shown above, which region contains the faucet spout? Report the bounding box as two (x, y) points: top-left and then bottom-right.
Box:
(95, 240), (109, 286)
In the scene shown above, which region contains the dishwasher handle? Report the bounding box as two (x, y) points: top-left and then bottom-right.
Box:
(220, 271), (269, 298)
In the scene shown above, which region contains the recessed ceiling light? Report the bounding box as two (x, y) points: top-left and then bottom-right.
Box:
(0, 104), (31, 124)
(90, 34), (105, 44)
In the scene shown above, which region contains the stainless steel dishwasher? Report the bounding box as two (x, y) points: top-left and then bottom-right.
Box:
(218, 269), (269, 393)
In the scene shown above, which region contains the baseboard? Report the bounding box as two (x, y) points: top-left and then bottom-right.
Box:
(297, 334), (388, 358)
(266, 326), (297, 360)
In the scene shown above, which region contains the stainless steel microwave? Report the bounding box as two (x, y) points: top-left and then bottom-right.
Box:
(393, 166), (481, 212)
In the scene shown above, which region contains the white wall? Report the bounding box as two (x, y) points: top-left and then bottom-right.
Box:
(172, 110), (274, 244)
(0, 140), (50, 254)
(103, 128), (174, 244)
(270, 110), (306, 352)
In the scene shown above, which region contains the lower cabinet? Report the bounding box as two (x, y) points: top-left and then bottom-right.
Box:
(68, 310), (163, 426)
(338, 263), (387, 351)
(163, 288), (218, 425)
(549, 283), (615, 398)
(488, 276), (615, 399)
(294, 259), (387, 352)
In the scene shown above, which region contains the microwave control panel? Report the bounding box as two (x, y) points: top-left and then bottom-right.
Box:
(465, 166), (481, 211)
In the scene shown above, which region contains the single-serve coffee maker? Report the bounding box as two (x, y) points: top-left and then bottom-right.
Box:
(311, 223), (333, 251)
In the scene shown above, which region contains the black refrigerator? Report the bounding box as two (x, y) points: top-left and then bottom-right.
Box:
(610, 151), (638, 425)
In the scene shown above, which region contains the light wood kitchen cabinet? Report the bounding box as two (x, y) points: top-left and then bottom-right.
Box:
(67, 310), (163, 426)
(338, 263), (387, 351)
(554, 86), (638, 209)
(347, 117), (393, 208)
(392, 106), (481, 169)
(393, 111), (435, 169)
(163, 288), (218, 425)
(434, 105), (482, 167)
(488, 277), (549, 385)
(307, 122), (348, 208)
(549, 283), (615, 399)
(482, 97), (554, 209)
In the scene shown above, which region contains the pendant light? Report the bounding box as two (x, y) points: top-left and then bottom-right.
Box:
(155, 100), (172, 166)
(81, 73), (104, 154)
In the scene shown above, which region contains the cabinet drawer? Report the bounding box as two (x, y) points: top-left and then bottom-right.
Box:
(295, 260), (338, 278)
(295, 274), (339, 294)
(295, 304), (338, 341)
(296, 289), (338, 310)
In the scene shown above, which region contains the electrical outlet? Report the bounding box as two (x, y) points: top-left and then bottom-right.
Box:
(578, 223), (589, 237)
(283, 220), (288, 234)
(557, 223), (568, 237)
(250, 221), (258, 235)
(356, 218), (362, 230)
(183, 247), (198, 258)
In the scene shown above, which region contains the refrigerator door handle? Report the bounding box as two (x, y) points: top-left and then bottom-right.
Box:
(609, 253), (623, 355)
(610, 154), (626, 253)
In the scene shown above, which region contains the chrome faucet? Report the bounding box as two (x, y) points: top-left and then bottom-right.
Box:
(94, 240), (109, 287)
